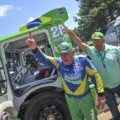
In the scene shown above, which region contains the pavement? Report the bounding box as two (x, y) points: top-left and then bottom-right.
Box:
(98, 104), (120, 120)
(98, 110), (113, 120)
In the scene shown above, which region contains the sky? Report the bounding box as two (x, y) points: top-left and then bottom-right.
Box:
(0, 0), (79, 38)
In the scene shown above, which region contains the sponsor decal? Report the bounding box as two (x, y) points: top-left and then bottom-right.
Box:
(90, 108), (95, 120)
(59, 8), (64, 14)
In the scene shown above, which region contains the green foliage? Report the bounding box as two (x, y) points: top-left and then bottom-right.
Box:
(74, 0), (120, 41)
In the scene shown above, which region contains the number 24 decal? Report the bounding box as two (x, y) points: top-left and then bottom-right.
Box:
(51, 24), (64, 38)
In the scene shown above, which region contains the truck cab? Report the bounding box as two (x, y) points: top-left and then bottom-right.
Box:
(0, 7), (72, 120)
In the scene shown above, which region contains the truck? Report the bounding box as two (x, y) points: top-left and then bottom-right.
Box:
(101, 16), (120, 46)
(114, 16), (120, 45)
(0, 7), (72, 120)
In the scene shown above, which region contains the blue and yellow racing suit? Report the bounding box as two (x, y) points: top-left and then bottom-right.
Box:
(32, 48), (104, 120)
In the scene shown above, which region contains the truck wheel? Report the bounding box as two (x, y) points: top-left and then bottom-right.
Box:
(24, 91), (71, 120)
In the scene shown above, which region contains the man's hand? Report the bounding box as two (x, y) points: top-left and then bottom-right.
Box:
(98, 96), (105, 109)
(62, 24), (88, 53)
(62, 24), (71, 34)
(26, 32), (37, 50)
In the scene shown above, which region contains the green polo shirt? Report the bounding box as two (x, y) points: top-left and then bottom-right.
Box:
(87, 44), (120, 88)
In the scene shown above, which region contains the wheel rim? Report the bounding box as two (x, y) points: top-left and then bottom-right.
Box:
(1, 111), (14, 120)
(39, 105), (63, 120)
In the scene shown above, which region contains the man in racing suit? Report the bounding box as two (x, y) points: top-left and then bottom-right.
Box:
(26, 37), (104, 120)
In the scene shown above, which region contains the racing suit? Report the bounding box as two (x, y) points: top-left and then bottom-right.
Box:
(32, 48), (104, 120)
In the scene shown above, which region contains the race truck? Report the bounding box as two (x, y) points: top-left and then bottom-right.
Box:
(0, 7), (72, 120)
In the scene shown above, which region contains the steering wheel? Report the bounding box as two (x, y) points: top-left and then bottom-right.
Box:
(25, 54), (38, 69)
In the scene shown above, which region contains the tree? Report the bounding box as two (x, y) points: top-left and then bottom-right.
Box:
(74, 0), (120, 41)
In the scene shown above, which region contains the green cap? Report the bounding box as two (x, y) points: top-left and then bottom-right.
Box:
(57, 42), (73, 53)
(91, 32), (104, 40)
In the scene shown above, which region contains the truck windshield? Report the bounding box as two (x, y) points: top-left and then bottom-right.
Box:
(4, 32), (58, 97)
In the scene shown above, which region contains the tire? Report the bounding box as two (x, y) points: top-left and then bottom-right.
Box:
(24, 91), (71, 120)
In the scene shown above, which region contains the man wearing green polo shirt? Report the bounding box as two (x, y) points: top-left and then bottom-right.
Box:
(63, 26), (120, 120)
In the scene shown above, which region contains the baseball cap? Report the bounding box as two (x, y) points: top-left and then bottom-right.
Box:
(91, 32), (104, 40)
(57, 42), (73, 53)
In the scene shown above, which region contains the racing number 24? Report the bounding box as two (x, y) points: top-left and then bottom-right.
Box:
(51, 24), (63, 38)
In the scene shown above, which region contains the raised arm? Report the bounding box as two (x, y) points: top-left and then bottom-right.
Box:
(62, 25), (88, 53)
(26, 35), (60, 69)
